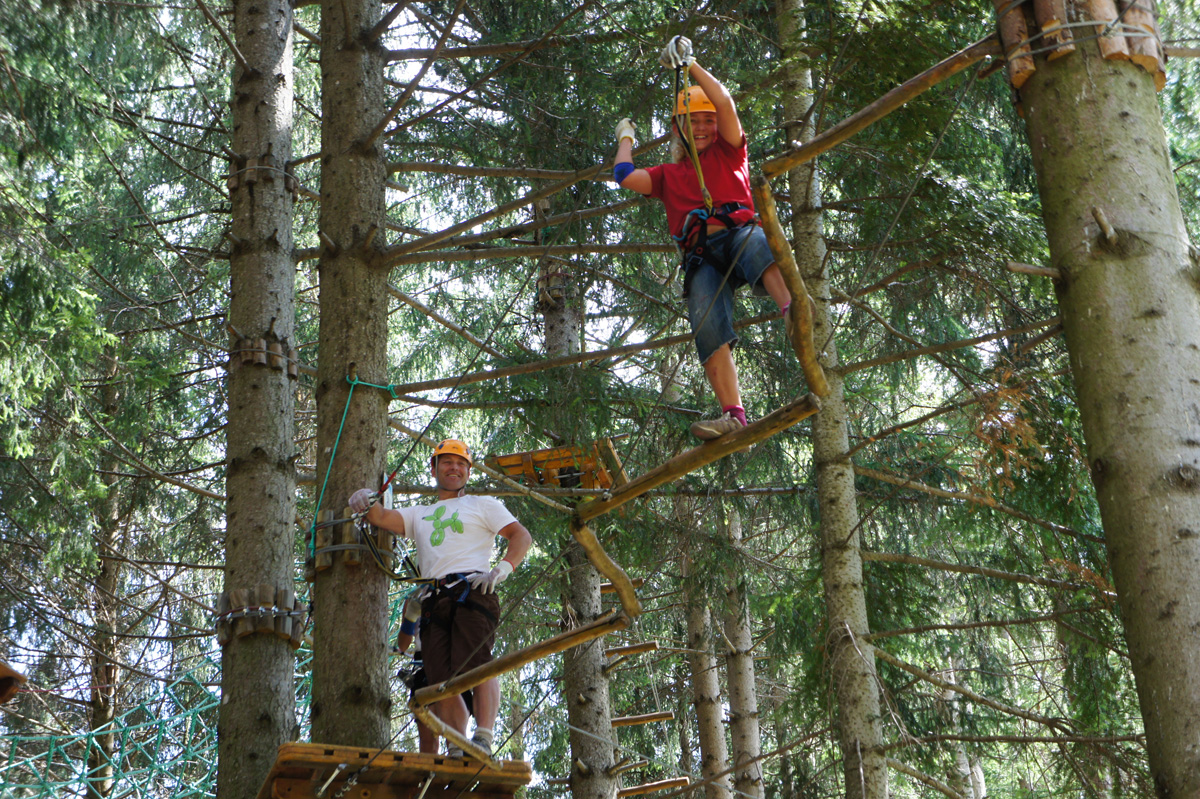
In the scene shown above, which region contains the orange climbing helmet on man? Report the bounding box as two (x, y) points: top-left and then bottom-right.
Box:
(674, 85), (716, 117)
(431, 438), (473, 467)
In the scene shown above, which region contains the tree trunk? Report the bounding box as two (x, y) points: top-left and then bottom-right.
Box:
(777, 1), (887, 796)
(722, 507), (763, 799)
(540, 244), (617, 798)
(219, 0), (298, 794)
(563, 544), (618, 799)
(682, 545), (733, 799)
(1018, 10), (1200, 794)
(87, 358), (122, 799)
(311, 0), (392, 747)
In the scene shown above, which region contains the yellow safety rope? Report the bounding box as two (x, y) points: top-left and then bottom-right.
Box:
(679, 68), (713, 214)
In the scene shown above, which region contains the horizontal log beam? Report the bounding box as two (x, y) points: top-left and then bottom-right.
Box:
(604, 641), (658, 657)
(575, 394), (821, 523)
(612, 711), (675, 728)
(761, 35), (1000, 179)
(412, 611), (630, 707)
(619, 778), (691, 797)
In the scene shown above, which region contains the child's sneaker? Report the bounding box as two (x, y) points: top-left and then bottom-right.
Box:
(689, 412), (744, 441)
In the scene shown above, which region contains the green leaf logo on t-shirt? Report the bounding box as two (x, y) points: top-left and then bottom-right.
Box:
(424, 505), (464, 546)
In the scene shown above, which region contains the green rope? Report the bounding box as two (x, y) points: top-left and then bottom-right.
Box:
(308, 376), (359, 557)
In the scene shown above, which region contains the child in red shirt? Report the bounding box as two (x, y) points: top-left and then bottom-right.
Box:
(614, 37), (792, 440)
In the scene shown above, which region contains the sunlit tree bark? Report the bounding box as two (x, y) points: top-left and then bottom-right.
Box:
(219, 0), (298, 793)
(1019, 13), (1200, 793)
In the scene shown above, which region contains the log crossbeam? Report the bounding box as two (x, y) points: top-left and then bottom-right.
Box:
(412, 611), (631, 709)
(574, 394), (821, 525)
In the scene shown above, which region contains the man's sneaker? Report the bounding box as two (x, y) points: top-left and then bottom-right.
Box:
(471, 735), (493, 757)
(446, 745), (464, 759)
(689, 412), (744, 441)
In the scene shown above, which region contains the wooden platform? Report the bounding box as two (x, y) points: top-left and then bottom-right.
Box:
(0, 660), (26, 704)
(486, 438), (628, 489)
(256, 742), (532, 799)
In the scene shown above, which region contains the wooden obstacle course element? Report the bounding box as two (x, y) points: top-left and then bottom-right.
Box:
(992, 0), (1036, 88)
(604, 641), (658, 673)
(1120, 0), (1167, 90)
(413, 611), (631, 710)
(569, 521), (643, 618)
(229, 336), (299, 379)
(760, 36), (999, 180)
(619, 777), (690, 798)
(749, 177), (828, 397)
(309, 510), (395, 574)
(485, 439), (628, 490)
(604, 642), (658, 658)
(1087, 0), (1131, 60)
(612, 711), (675, 728)
(0, 661), (27, 704)
(340, 509), (362, 567)
(574, 394), (821, 526)
(601, 578), (644, 595)
(215, 586), (305, 649)
(255, 742), (532, 799)
(1033, 0), (1076, 61)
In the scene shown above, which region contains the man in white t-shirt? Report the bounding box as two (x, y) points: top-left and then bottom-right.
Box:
(350, 439), (532, 758)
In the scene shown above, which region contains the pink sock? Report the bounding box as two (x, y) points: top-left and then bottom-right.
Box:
(723, 405), (747, 427)
(780, 301), (791, 319)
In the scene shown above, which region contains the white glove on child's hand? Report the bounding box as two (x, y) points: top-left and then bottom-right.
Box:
(615, 118), (637, 145)
(659, 35), (694, 69)
(468, 560), (514, 594)
(349, 488), (376, 515)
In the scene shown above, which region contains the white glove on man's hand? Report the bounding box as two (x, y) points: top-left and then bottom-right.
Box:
(615, 118), (637, 145)
(659, 35), (694, 69)
(349, 488), (376, 515)
(468, 560), (514, 594)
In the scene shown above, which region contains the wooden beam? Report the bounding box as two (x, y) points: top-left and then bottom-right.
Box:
(604, 642), (658, 657)
(612, 711), (675, 728)
(760, 35), (1000, 179)
(569, 522), (643, 618)
(412, 611), (630, 707)
(750, 177), (828, 396)
(574, 394), (821, 524)
(601, 578), (645, 595)
(619, 777), (691, 797)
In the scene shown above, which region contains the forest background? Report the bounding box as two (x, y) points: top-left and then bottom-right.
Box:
(1, 0), (1198, 798)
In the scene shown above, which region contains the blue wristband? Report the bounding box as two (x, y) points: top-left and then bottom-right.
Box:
(613, 162), (635, 184)
(399, 617), (417, 635)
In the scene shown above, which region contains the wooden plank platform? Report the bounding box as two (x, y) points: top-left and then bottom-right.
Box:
(256, 742), (532, 799)
(485, 438), (627, 490)
(0, 660), (26, 704)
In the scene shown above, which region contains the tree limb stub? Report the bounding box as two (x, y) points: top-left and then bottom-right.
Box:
(574, 394), (821, 524)
(760, 35), (1001, 179)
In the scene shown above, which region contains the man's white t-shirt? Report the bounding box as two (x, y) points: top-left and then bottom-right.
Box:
(397, 495), (517, 579)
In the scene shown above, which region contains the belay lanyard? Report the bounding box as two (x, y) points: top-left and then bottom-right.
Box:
(674, 65), (713, 214)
